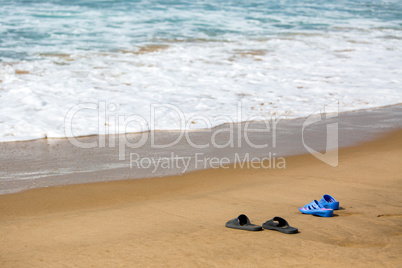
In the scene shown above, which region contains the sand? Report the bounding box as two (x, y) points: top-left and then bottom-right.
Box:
(0, 130), (401, 267)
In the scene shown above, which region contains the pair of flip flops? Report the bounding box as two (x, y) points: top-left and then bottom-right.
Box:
(299, 194), (339, 217)
(225, 214), (298, 234)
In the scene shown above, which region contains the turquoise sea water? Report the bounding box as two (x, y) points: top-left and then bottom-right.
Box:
(1, 0), (401, 61)
(0, 0), (401, 141)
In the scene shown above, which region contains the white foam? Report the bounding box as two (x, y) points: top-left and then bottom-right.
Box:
(1, 1), (402, 142)
(1, 31), (401, 142)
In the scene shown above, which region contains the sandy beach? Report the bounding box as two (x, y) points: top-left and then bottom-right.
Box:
(0, 129), (401, 267)
(1, 1), (402, 267)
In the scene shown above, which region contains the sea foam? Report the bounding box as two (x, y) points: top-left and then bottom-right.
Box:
(0, 0), (401, 142)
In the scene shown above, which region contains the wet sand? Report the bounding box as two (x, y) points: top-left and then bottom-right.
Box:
(0, 129), (401, 267)
(1, 104), (402, 195)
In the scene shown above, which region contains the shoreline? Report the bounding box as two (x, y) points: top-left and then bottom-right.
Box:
(0, 128), (401, 267)
(1, 103), (401, 144)
(1, 104), (402, 195)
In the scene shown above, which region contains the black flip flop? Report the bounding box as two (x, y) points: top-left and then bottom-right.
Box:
(262, 217), (298, 234)
(225, 214), (262, 231)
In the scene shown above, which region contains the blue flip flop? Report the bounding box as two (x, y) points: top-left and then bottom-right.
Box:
(299, 200), (333, 217)
(319, 194), (339, 210)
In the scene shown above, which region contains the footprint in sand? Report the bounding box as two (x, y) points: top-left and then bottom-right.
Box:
(376, 214), (402, 218)
(337, 211), (362, 217)
(337, 241), (388, 248)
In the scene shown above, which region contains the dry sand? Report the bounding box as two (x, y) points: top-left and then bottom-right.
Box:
(0, 130), (401, 267)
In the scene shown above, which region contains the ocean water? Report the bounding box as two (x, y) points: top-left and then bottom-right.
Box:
(0, 0), (401, 142)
